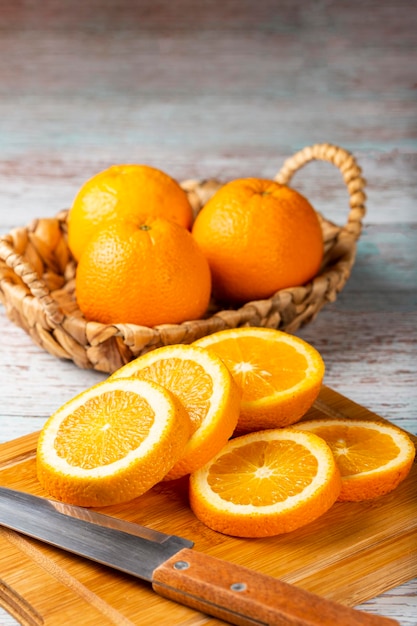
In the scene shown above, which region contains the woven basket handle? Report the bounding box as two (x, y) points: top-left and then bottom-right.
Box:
(0, 234), (65, 325)
(274, 143), (366, 239)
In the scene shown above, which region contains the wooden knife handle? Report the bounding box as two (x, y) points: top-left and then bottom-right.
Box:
(152, 548), (398, 626)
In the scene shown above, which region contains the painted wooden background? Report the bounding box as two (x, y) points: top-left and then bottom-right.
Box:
(0, 1), (416, 624)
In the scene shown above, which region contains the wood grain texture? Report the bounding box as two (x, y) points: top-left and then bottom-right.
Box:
(0, 0), (416, 624)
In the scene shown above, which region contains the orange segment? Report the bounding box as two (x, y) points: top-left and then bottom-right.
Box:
(111, 344), (241, 480)
(194, 327), (325, 432)
(36, 378), (192, 507)
(292, 418), (416, 501)
(189, 428), (341, 537)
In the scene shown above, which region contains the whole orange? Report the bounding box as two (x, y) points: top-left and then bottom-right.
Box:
(68, 164), (193, 261)
(75, 218), (211, 327)
(191, 178), (323, 302)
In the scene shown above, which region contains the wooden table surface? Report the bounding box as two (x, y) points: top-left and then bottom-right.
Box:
(0, 1), (416, 624)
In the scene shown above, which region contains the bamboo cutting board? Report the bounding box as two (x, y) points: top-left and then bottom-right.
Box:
(0, 386), (416, 626)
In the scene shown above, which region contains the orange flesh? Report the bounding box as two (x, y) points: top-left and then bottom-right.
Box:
(309, 426), (401, 476)
(54, 390), (155, 469)
(207, 440), (319, 505)
(132, 358), (213, 429)
(205, 337), (309, 401)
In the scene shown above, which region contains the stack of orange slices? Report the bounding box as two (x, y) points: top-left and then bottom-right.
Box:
(37, 343), (240, 506)
(110, 344), (241, 481)
(36, 328), (415, 538)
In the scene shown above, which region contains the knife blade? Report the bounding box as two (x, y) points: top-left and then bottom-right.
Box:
(0, 486), (397, 626)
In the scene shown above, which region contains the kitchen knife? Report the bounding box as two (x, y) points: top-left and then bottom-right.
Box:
(0, 486), (397, 626)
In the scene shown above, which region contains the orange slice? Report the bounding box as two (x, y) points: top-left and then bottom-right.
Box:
(292, 418), (416, 501)
(189, 428), (341, 537)
(194, 327), (325, 432)
(37, 378), (192, 507)
(111, 344), (241, 480)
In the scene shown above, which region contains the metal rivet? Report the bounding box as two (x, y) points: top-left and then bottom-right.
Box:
(173, 560), (190, 570)
(230, 582), (247, 592)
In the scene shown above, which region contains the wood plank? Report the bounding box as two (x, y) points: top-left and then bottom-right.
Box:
(0, 386), (415, 625)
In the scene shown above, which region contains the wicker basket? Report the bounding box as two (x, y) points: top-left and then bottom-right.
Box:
(0, 143), (366, 373)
